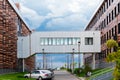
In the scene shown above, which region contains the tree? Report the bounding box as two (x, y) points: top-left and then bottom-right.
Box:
(106, 39), (120, 80)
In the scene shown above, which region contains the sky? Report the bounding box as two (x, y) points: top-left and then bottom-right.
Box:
(13, 0), (103, 68)
(36, 54), (83, 69)
(13, 0), (103, 31)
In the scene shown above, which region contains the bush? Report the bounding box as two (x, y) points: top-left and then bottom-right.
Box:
(74, 68), (82, 74)
(84, 64), (92, 73)
(67, 68), (72, 72)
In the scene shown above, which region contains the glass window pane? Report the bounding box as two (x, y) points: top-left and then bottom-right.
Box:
(73, 38), (77, 44)
(77, 38), (80, 44)
(48, 38), (52, 45)
(68, 38), (72, 45)
(53, 38), (56, 45)
(56, 38), (61, 45)
(85, 37), (93, 45)
(64, 38), (68, 45)
(44, 38), (48, 45)
(61, 38), (64, 45)
(40, 38), (45, 45)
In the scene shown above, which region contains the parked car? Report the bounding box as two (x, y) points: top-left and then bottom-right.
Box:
(24, 70), (54, 80)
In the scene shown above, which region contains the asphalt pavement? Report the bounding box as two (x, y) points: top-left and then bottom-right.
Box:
(53, 70), (80, 80)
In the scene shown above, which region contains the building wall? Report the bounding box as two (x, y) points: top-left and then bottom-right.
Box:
(18, 31), (100, 55)
(85, 0), (120, 68)
(25, 55), (35, 72)
(0, 0), (34, 73)
(0, 0), (18, 73)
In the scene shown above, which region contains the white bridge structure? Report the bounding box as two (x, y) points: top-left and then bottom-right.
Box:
(17, 31), (101, 70)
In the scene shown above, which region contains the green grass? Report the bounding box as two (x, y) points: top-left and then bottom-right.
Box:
(0, 72), (36, 80)
(87, 68), (113, 80)
(91, 68), (111, 75)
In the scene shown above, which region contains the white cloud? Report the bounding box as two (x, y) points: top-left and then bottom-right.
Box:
(20, 4), (45, 29)
(14, 0), (103, 30)
(46, 13), (88, 31)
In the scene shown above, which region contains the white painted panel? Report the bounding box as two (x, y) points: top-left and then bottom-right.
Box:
(17, 36), (30, 58)
(17, 31), (101, 58)
(31, 31), (101, 54)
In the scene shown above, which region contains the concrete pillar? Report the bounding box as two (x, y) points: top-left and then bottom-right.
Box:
(72, 48), (75, 74)
(23, 58), (25, 72)
(92, 53), (96, 69)
(82, 53), (85, 67)
(72, 53), (74, 73)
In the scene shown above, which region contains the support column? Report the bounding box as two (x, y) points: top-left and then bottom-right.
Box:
(42, 49), (45, 69)
(72, 48), (75, 74)
(92, 53), (96, 70)
(82, 53), (85, 67)
(22, 58), (25, 72)
(78, 41), (81, 69)
(72, 53), (74, 73)
(67, 54), (69, 69)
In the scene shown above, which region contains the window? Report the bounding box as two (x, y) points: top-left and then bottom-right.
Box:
(64, 38), (68, 45)
(103, 4), (106, 12)
(16, 18), (22, 36)
(109, 30), (111, 39)
(118, 23), (120, 34)
(33, 71), (40, 74)
(112, 10), (114, 20)
(118, 3), (120, 13)
(40, 37), (80, 45)
(48, 38), (52, 45)
(115, 26), (117, 35)
(107, 32), (109, 40)
(40, 38), (45, 45)
(68, 38), (73, 45)
(44, 38), (48, 45)
(109, 13), (111, 22)
(114, 7), (117, 17)
(109, 0), (111, 6)
(104, 19), (106, 27)
(112, 28), (114, 36)
(107, 0), (109, 8)
(53, 38), (57, 45)
(85, 37), (93, 45)
(60, 38), (64, 45)
(56, 38), (61, 45)
(107, 16), (109, 25)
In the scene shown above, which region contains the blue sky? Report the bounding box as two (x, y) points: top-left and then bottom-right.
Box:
(13, 0), (103, 68)
(36, 54), (83, 69)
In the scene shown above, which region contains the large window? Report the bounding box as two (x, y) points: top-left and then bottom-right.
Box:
(53, 38), (57, 45)
(85, 37), (93, 45)
(118, 23), (120, 34)
(40, 37), (80, 46)
(118, 3), (120, 13)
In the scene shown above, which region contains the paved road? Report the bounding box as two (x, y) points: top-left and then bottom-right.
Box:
(53, 70), (80, 80)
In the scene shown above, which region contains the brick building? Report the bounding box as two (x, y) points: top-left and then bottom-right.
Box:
(85, 0), (120, 68)
(0, 0), (35, 73)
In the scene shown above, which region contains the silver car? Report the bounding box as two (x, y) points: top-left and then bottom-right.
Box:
(24, 70), (54, 80)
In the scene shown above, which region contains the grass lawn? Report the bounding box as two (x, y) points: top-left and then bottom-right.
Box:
(87, 68), (113, 80)
(0, 72), (36, 80)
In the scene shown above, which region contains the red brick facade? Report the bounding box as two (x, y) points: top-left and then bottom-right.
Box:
(0, 0), (35, 73)
(85, 0), (120, 68)
(0, 0), (18, 71)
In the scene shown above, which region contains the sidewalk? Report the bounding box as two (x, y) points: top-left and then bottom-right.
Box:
(79, 77), (86, 80)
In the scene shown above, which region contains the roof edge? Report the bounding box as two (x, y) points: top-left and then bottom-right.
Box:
(8, 0), (31, 33)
